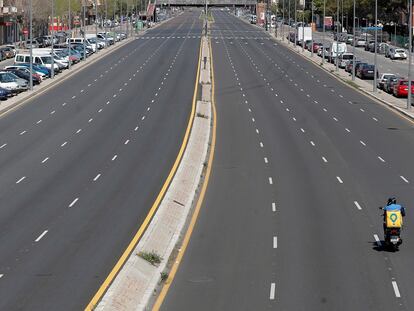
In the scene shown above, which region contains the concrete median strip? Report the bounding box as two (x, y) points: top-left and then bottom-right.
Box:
(93, 36), (213, 311)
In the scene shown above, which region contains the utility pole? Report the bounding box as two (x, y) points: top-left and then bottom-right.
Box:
(68, 0), (72, 69)
(373, 0), (378, 92)
(95, 0), (98, 51)
(282, 0), (284, 40)
(294, 0), (297, 48)
(311, 0), (313, 56)
(336, 0), (339, 71)
(408, 0), (413, 109)
(352, 0), (355, 80)
(29, 0), (33, 90)
(301, 0), (304, 52)
(51, 0), (55, 78)
(322, 0), (325, 64)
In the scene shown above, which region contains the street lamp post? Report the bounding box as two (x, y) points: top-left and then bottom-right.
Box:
(336, 0), (339, 71)
(95, 0), (98, 50)
(51, 0), (55, 78)
(282, 0), (284, 40)
(29, 0), (33, 91)
(311, 0), (314, 57)
(68, 0), (71, 69)
(373, 0), (377, 92)
(83, 1), (86, 61)
(294, 0), (297, 48)
(301, 0), (304, 52)
(352, 0), (355, 80)
(322, 0), (325, 64)
(288, 0), (290, 44)
(408, 0), (413, 109)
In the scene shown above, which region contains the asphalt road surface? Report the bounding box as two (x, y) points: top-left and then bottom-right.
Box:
(0, 10), (201, 310)
(161, 10), (414, 311)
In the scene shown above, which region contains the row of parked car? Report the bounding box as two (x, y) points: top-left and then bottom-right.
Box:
(0, 31), (127, 100)
(297, 36), (413, 98)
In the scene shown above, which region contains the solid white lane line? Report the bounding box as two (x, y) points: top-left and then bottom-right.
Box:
(93, 174), (101, 182)
(0, 143), (6, 149)
(112, 155), (118, 161)
(124, 139), (130, 145)
(264, 157), (268, 164)
(35, 230), (48, 242)
(272, 202), (276, 212)
(360, 140), (366, 146)
(400, 176), (409, 183)
(270, 283), (276, 300)
(336, 176), (344, 184)
(374, 234), (381, 246)
(322, 156), (328, 163)
(16, 176), (26, 184)
(61, 141), (67, 147)
(20, 131), (26, 135)
(260, 142), (264, 148)
(354, 201), (362, 210)
(41, 157), (49, 164)
(392, 281), (401, 298)
(378, 156), (385, 163)
(273, 236), (278, 248)
(68, 197), (79, 208)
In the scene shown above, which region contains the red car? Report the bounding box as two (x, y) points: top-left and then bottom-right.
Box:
(393, 79), (414, 98)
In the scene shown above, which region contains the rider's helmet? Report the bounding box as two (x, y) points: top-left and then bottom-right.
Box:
(387, 197), (397, 206)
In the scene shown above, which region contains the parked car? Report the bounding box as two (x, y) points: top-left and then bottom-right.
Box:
(364, 40), (375, 51)
(337, 53), (354, 68)
(377, 73), (395, 90)
(4, 65), (45, 81)
(388, 48), (407, 60)
(393, 79), (414, 97)
(345, 60), (361, 73)
(0, 86), (12, 100)
(25, 39), (40, 48)
(12, 63), (51, 78)
(0, 47), (14, 59)
(4, 68), (41, 85)
(384, 75), (402, 94)
(317, 46), (330, 58)
(356, 64), (377, 80)
(355, 38), (367, 47)
(378, 42), (389, 54)
(346, 34), (354, 45)
(0, 71), (28, 93)
(310, 42), (323, 53)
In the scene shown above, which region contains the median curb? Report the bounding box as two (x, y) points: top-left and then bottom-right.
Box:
(94, 36), (213, 311)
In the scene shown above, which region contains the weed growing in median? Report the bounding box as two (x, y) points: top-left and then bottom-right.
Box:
(160, 272), (169, 282)
(138, 251), (162, 266)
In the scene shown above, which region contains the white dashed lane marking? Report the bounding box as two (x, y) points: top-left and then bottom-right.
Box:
(34, 230), (48, 242)
(354, 201), (362, 210)
(68, 197), (79, 208)
(392, 281), (401, 298)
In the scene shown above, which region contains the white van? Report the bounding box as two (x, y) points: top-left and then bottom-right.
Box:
(66, 37), (96, 52)
(31, 48), (69, 68)
(329, 42), (347, 63)
(14, 53), (60, 72)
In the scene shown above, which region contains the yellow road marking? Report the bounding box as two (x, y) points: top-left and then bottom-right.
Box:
(84, 39), (203, 311)
(152, 37), (217, 310)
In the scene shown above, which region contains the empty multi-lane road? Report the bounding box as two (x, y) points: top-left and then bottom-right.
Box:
(0, 11), (201, 310)
(159, 10), (414, 311)
(1, 7), (414, 311)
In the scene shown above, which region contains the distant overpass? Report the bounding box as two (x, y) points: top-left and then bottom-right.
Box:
(163, 0), (257, 6)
